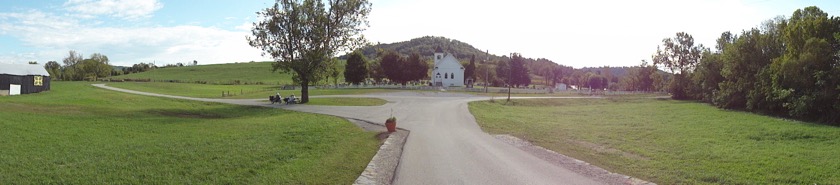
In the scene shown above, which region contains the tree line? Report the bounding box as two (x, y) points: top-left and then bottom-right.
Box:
(651, 6), (839, 125)
(44, 50), (113, 81)
(341, 49), (535, 88)
(345, 35), (670, 91)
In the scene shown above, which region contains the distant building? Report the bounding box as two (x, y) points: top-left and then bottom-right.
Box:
(430, 47), (464, 87)
(0, 64), (51, 96)
(555, 83), (567, 91)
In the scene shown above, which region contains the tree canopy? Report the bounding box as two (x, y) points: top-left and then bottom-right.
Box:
(652, 6), (840, 125)
(378, 51), (428, 85)
(247, 0), (371, 103)
(50, 50), (112, 81)
(652, 32), (704, 99)
(496, 53), (531, 87)
(464, 54), (476, 83)
(344, 51), (368, 85)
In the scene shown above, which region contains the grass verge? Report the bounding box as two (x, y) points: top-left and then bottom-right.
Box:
(468, 97), (840, 184)
(0, 82), (379, 184)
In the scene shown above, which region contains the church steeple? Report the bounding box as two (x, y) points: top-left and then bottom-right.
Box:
(434, 46), (444, 65)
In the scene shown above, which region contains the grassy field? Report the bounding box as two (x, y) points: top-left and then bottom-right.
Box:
(106, 82), (397, 99)
(107, 61), (582, 99)
(105, 82), (657, 99)
(308, 97), (389, 106)
(469, 97), (840, 184)
(0, 82), (379, 184)
(110, 61), (346, 85)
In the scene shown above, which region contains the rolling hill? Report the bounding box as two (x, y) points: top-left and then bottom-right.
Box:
(111, 36), (643, 87)
(346, 36), (508, 62)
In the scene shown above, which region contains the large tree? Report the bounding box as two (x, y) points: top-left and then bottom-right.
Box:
(62, 50), (83, 81)
(496, 53), (531, 87)
(44, 61), (61, 80)
(344, 51), (368, 85)
(464, 54), (476, 84)
(476, 60), (496, 87)
(247, 0), (371, 103)
(652, 32), (704, 99)
(89, 53), (112, 81)
(379, 51), (404, 84)
(620, 60), (657, 92)
(587, 73), (607, 90)
(509, 53), (530, 87)
(405, 53), (428, 84)
(770, 6), (839, 122)
(379, 51), (427, 86)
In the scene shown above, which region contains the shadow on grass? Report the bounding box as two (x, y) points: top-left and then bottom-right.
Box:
(139, 106), (286, 120)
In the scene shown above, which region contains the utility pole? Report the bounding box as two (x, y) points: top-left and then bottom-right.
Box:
(508, 53), (513, 102)
(484, 50), (489, 93)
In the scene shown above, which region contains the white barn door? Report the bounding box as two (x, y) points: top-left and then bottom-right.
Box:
(9, 84), (20, 95)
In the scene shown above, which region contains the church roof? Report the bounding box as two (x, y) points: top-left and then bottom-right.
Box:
(435, 53), (463, 68)
(435, 46), (443, 53)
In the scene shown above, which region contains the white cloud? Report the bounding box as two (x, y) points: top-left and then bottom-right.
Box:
(235, 22), (252, 31)
(0, 9), (269, 66)
(63, 0), (164, 20)
(0, 52), (39, 64)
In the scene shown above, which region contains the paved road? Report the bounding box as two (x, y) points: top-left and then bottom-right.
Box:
(93, 84), (608, 185)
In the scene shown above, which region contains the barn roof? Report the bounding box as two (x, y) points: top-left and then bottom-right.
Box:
(0, 64), (50, 76)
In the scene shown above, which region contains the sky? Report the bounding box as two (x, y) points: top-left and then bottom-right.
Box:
(0, 0), (838, 68)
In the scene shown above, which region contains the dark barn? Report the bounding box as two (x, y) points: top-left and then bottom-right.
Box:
(0, 64), (51, 96)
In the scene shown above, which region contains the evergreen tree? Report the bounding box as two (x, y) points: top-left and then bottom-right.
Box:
(344, 51), (369, 85)
(464, 54), (476, 83)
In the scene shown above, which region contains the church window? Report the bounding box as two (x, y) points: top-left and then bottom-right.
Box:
(444, 73), (448, 79)
(451, 73), (455, 79)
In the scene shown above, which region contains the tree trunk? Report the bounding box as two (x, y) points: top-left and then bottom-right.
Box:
(300, 79), (310, 103)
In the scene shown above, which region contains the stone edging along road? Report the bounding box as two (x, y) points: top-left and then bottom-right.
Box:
(93, 84), (654, 185)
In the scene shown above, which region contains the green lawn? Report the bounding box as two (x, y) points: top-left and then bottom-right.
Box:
(0, 82), (379, 184)
(308, 97), (389, 106)
(111, 62), (293, 85)
(469, 97), (840, 184)
(110, 61), (346, 85)
(106, 82), (396, 99)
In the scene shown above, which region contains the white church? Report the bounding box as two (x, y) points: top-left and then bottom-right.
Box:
(431, 47), (465, 87)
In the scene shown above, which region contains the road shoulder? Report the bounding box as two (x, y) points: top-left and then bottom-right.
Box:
(494, 134), (655, 185)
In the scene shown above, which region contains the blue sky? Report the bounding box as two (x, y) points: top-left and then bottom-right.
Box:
(0, 0), (274, 66)
(1, 0), (839, 67)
